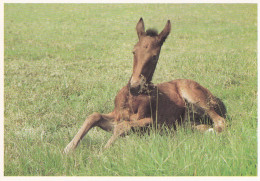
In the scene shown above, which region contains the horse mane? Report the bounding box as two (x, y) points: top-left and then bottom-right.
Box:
(146, 29), (158, 37)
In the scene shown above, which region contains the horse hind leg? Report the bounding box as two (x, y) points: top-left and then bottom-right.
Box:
(180, 82), (226, 133)
(64, 112), (115, 154)
(212, 97), (227, 119)
(183, 100), (212, 132)
(191, 97), (226, 133)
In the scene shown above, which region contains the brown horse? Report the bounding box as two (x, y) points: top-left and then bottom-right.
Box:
(64, 18), (226, 154)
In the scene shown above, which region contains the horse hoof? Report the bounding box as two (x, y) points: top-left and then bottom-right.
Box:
(214, 125), (225, 133)
(206, 128), (214, 133)
(63, 142), (75, 154)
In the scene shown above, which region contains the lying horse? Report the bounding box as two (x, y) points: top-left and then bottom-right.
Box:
(64, 18), (226, 153)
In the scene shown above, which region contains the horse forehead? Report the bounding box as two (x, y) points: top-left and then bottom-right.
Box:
(139, 36), (158, 47)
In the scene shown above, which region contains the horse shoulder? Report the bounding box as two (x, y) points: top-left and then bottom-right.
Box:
(156, 81), (185, 108)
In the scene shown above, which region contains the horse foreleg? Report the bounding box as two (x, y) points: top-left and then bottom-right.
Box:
(64, 112), (115, 154)
(104, 118), (152, 149)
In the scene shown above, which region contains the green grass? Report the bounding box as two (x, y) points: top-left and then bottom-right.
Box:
(4, 4), (257, 176)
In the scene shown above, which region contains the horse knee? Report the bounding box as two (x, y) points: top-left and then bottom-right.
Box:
(114, 122), (131, 136)
(88, 112), (102, 121)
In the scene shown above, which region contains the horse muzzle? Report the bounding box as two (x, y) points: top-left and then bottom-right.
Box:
(129, 76), (146, 95)
(129, 84), (141, 96)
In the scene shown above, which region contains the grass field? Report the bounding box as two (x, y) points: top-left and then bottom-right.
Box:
(4, 4), (257, 176)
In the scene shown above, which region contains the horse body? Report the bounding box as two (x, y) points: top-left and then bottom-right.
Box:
(113, 78), (224, 129)
(113, 80), (185, 124)
(64, 18), (226, 154)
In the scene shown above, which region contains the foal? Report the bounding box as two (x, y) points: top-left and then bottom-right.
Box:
(64, 18), (226, 153)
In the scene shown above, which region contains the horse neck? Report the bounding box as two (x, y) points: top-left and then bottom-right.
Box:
(127, 79), (156, 96)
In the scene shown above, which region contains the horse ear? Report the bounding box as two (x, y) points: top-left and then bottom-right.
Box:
(136, 17), (145, 39)
(158, 20), (171, 45)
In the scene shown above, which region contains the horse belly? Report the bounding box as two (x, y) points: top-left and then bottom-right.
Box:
(155, 99), (185, 126)
(154, 82), (186, 126)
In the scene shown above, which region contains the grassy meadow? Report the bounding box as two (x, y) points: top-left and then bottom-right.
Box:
(4, 4), (257, 176)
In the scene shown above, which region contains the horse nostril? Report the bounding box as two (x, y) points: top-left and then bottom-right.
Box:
(130, 85), (141, 95)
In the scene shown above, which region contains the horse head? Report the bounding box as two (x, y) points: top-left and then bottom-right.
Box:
(129, 18), (171, 95)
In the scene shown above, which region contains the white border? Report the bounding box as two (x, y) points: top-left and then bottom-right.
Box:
(1, 0), (260, 3)
(1, 177), (260, 181)
(1, 1), (259, 181)
(0, 0), (4, 180)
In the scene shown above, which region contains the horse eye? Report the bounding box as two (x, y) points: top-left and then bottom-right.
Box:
(132, 51), (136, 54)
